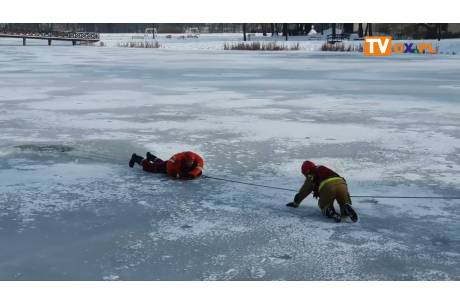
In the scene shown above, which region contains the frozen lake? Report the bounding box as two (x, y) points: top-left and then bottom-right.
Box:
(0, 44), (459, 280)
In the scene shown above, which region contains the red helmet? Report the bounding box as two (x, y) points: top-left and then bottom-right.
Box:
(301, 160), (316, 176)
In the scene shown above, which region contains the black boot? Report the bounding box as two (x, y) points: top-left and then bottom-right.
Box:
(146, 152), (157, 162)
(323, 206), (341, 223)
(129, 153), (144, 168)
(343, 203), (358, 222)
(340, 205), (348, 217)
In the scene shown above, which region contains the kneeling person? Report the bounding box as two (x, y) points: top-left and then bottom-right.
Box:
(286, 160), (358, 223)
(129, 151), (204, 179)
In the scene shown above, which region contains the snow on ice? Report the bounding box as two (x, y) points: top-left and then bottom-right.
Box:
(0, 36), (459, 280)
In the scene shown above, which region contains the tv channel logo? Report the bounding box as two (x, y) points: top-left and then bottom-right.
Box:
(364, 36), (437, 56)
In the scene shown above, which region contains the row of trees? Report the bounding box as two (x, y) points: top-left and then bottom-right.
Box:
(0, 23), (454, 40)
(0, 23), (346, 35)
(0, 23), (155, 33)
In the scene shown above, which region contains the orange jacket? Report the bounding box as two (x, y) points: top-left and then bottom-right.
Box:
(166, 151), (204, 179)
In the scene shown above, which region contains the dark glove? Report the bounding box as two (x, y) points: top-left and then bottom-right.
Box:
(286, 202), (299, 208)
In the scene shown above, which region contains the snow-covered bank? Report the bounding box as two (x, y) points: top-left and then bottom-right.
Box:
(0, 45), (459, 280)
(2, 33), (460, 54)
(103, 34), (460, 54)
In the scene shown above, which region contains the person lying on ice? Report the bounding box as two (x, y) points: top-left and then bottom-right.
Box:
(286, 160), (358, 223)
(129, 151), (204, 179)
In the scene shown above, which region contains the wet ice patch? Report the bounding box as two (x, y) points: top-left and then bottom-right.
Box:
(272, 254), (293, 260)
(15, 144), (74, 153)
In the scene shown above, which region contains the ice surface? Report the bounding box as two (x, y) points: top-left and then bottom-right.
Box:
(0, 41), (459, 280)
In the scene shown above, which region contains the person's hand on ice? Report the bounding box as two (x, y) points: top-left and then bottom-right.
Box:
(286, 202), (299, 208)
(177, 172), (194, 179)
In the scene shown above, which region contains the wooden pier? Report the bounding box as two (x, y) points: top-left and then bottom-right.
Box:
(0, 31), (100, 46)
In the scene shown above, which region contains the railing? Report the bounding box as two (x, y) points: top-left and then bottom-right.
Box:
(326, 33), (350, 43)
(0, 30), (100, 41)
